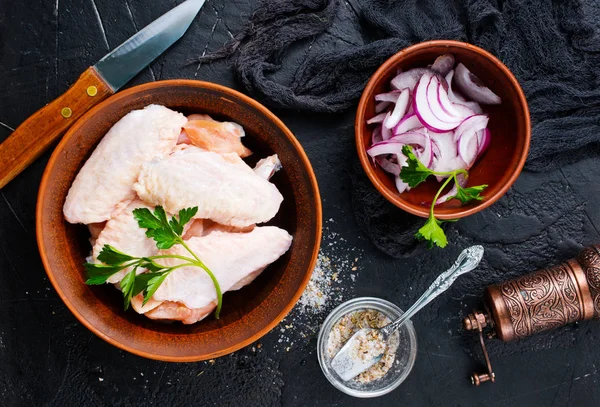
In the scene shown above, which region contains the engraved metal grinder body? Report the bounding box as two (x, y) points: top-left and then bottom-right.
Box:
(463, 245), (600, 385)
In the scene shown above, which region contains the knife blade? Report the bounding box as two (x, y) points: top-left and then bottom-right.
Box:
(0, 0), (206, 189)
(96, 0), (206, 91)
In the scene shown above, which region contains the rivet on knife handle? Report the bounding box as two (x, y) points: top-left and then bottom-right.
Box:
(87, 86), (98, 97)
(0, 67), (113, 189)
(61, 108), (73, 118)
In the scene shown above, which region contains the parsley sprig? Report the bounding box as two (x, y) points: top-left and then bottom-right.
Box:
(84, 206), (223, 318)
(400, 145), (487, 248)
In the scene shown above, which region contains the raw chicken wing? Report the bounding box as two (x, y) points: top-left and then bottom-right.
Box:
(132, 226), (292, 323)
(63, 104), (186, 224)
(134, 147), (283, 228)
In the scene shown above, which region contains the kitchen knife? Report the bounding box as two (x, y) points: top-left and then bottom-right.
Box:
(0, 0), (206, 189)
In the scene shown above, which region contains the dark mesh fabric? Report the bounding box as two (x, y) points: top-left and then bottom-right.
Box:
(198, 0), (600, 256)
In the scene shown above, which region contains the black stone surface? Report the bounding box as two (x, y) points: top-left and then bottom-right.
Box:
(1, 1), (599, 406)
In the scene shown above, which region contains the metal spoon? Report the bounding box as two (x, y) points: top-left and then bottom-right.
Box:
(330, 245), (484, 382)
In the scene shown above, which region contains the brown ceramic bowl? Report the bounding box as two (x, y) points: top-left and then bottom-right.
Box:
(37, 80), (322, 362)
(356, 40), (530, 219)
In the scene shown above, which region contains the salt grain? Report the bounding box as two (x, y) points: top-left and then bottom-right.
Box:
(272, 219), (362, 351)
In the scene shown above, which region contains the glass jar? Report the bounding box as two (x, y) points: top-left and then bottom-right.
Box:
(317, 297), (417, 398)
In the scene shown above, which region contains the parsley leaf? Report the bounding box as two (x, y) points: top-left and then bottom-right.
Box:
(84, 263), (128, 285)
(153, 206), (170, 225)
(132, 207), (164, 230)
(170, 207), (198, 236)
(400, 145), (434, 188)
(148, 228), (179, 250)
(97, 244), (137, 265)
(120, 268), (137, 310)
(415, 215), (448, 248)
(133, 272), (164, 296)
(139, 258), (166, 272)
(454, 184), (488, 204)
(143, 272), (170, 305)
(133, 206), (178, 249)
(133, 206), (198, 249)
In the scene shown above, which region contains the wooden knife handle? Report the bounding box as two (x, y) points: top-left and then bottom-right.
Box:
(0, 67), (113, 189)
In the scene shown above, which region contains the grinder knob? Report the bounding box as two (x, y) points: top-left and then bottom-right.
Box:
(463, 310), (491, 331)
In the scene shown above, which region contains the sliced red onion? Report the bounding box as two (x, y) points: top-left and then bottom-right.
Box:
(431, 138), (441, 158)
(446, 70), (484, 115)
(393, 114), (421, 135)
(384, 89), (410, 129)
(445, 71), (466, 101)
(395, 176), (410, 194)
(433, 155), (468, 177)
(455, 115), (489, 168)
(476, 128), (484, 146)
(381, 113), (392, 140)
(437, 73), (449, 91)
(430, 132), (466, 180)
(427, 76), (462, 123)
(375, 90), (403, 103)
(375, 101), (391, 113)
(446, 70), (483, 115)
(391, 68), (429, 91)
(391, 131), (433, 167)
(367, 56), (498, 202)
(454, 63), (501, 105)
(429, 131), (456, 161)
(435, 174), (467, 205)
(437, 80), (466, 119)
(452, 103), (477, 118)
(431, 54), (455, 76)
(457, 130), (479, 168)
(413, 73), (463, 132)
(397, 153), (407, 167)
(420, 146), (434, 169)
(453, 114), (489, 142)
(369, 138), (408, 179)
(367, 139), (405, 157)
(367, 112), (387, 124)
(371, 126), (383, 145)
(390, 131), (429, 146)
(477, 128), (491, 157)
(376, 155), (401, 176)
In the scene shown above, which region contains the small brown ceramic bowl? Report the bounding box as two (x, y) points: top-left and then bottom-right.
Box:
(37, 80), (322, 362)
(356, 40), (530, 219)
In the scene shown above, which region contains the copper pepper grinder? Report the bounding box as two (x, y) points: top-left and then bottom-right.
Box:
(463, 245), (600, 386)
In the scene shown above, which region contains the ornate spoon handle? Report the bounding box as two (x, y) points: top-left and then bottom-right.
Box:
(380, 245), (484, 338)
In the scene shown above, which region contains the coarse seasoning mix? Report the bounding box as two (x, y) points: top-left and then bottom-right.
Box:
(326, 309), (399, 383)
(347, 329), (387, 363)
